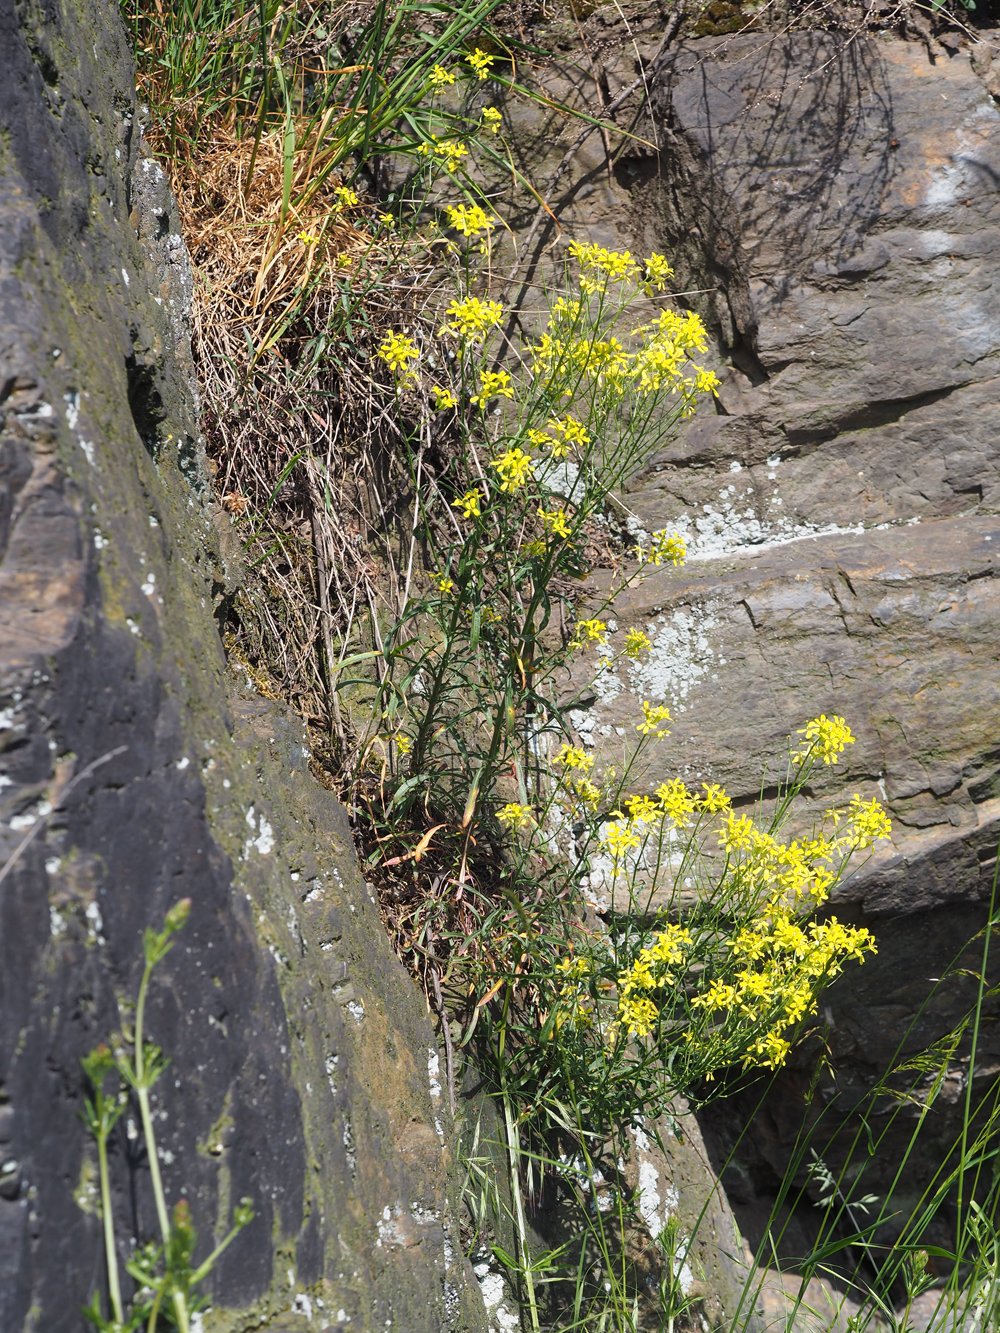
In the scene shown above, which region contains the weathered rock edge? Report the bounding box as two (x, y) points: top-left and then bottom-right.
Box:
(0, 2), (487, 1329)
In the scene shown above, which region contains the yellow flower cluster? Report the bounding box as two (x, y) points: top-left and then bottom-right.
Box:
(636, 701), (672, 737)
(655, 777), (697, 827)
(333, 185), (359, 208)
(530, 329), (629, 394)
(792, 714), (856, 766)
(552, 744), (593, 772)
(432, 384), (458, 410)
(417, 136), (468, 172)
(616, 925), (694, 1037)
(631, 309), (709, 395)
(526, 270), (720, 412)
(569, 618), (608, 650)
(689, 908), (877, 1069)
(452, 488), (482, 520)
(472, 369), (514, 408)
(643, 252), (674, 293)
(716, 787), (891, 905)
(845, 794), (893, 847)
(638, 529), (687, 567)
(466, 47), (494, 79)
(428, 63), (455, 89)
(445, 203), (494, 238)
(443, 294), (504, 340)
(497, 801), (533, 829)
(624, 628), (652, 658)
(491, 446), (535, 493)
(537, 505), (572, 539)
(481, 106), (502, 133)
(568, 240), (641, 292)
(376, 330), (420, 383)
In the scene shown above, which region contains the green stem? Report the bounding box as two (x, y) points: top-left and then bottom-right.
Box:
(134, 956), (190, 1333)
(134, 960), (170, 1246)
(96, 1124), (125, 1327)
(501, 1086), (540, 1333)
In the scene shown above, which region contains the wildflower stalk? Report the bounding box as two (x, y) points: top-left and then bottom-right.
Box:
(82, 1048), (126, 1329)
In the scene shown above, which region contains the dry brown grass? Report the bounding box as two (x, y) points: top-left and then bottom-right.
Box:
(151, 118), (439, 746)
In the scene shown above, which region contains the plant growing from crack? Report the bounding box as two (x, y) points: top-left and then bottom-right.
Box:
(82, 900), (253, 1332)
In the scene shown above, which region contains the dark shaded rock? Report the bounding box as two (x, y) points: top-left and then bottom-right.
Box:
(0, 2), (485, 1329)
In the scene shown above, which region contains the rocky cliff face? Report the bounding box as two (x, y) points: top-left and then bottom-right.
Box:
(502, 6), (1000, 1249)
(0, 3), (486, 1329)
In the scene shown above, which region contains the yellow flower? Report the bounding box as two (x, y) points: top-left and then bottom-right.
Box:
(691, 978), (738, 1012)
(444, 203), (494, 238)
(845, 795), (892, 848)
(472, 369), (514, 408)
(645, 529), (686, 567)
(490, 446), (535, 493)
(656, 777), (696, 825)
(537, 505), (572, 539)
(548, 414), (591, 449)
(697, 782), (731, 812)
(391, 732), (412, 756)
(568, 240), (640, 289)
(552, 744), (593, 773)
(452, 489), (482, 520)
(466, 47), (495, 80)
(623, 628), (652, 658)
(570, 618), (608, 650)
(720, 812), (756, 852)
(624, 794), (660, 824)
(566, 775), (601, 811)
(601, 820), (641, 859)
(618, 993), (658, 1038)
(428, 63), (456, 89)
(694, 366), (721, 395)
(376, 330), (420, 381)
(636, 701), (672, 738)
(748, 1030), (791, 1070)
(643, 252), (674, 293)
(417, 136), (468, 173)
(557, 954), (590, 979)
(333, 185), (359, 208)
(443, 295), (504, 340)
(432, 384), (458, 411)
(497, 801), (533, 829)
(792, 714), (856, 766)
(435, 571), (455, 594)
(297, 229), (321, 245)
(481, 106), (503, 133)
(648, 924), (692, 965)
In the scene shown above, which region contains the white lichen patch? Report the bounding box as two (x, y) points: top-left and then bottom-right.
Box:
(474, 1262), (520, 1333)
(667, 463), (882, 562)
(345, 999), (365, 1024)
(85, 899), (105, 945)
(628, 602), (723, 710)
(243, 806), (275, 856)
(628, 1124), (695, 1294)
(10, 800), (50, 833)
